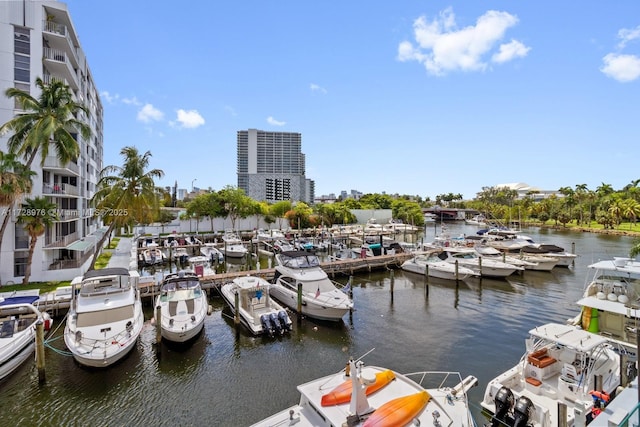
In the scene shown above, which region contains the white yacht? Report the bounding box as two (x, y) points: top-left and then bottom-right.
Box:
(187, 255), (216, 277)
(220, 276), (292, 336)
(220, 232), (249, 258)
(64, 268), (144, 368)
(141, 242), (167, 266)
(271, 251), (353, 322)
(200, 242), (224, 263)
(154, 271), (209, 343)
(441, 247), (524, 278)
(0, 295), (53, 381)
(481, 323), (625, 427)
(401, 252), (478, 280)
(569, 257), (640, 351)
(251, 357), (479, 427)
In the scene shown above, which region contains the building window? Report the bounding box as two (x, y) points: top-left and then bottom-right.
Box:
(14, 27), (30, 83)
(14, 225), (29, 250)
(14, 251), (28, 277)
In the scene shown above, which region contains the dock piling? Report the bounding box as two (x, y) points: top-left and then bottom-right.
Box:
(35, 319), (45, 384)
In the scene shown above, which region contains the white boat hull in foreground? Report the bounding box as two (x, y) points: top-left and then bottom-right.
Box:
(64, 268), (144, 368)
(251, 358), (478, 427)
(401, 253), (477, 280)
(155, 271), (209, 343)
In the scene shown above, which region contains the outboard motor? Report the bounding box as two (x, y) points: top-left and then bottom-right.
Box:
(512, 396), (534, 427)
(260, 314), (273, 336)
(269, 313), (283, 335)
(278, 311), (291, 331)
(491, 387), (514, 427)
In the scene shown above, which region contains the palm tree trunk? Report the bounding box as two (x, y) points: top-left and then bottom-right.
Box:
(22, 237), (37, 285)
(87, 221), (116, 271)
(0, 206), (13, 255)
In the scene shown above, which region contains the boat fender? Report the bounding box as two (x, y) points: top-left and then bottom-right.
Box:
(491, 387), (514, 427)
(512, 396), (534, 427)
(269, 313), (283, 335)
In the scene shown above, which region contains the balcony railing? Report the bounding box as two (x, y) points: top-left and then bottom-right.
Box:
(45, 250), (92, 270)
(43, 20), (79, 66)
(44, 231), (78, 248)
(43, 183), (79, 197)
(43, 156), (79, 174)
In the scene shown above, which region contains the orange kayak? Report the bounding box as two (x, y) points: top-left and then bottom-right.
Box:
(362, 390), (430, 427)
(321, 370), (396, 406)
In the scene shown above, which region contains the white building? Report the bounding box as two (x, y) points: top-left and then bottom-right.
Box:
(493, 183), (559, 200)
(0, 1), (103, 284)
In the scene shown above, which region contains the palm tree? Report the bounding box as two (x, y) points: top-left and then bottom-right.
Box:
(17, 197), (58, 285)
(90, 146), (164, 270)
(0, 77), (90, 250)
(0, 151), (36, 253)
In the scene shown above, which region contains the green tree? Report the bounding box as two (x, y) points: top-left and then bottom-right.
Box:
(90, 146), (164, 269)
(0, 78), (89, 251)
(17, 197), (58, 285)
(217, 186), (254, 231)
(270, 200), (292, 229)
(0, 152), (35, 255)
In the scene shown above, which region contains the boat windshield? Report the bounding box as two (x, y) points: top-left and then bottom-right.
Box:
(281, 254), (320, 268)
(76, 305), (135, 328)
(162, 279), (200, 292)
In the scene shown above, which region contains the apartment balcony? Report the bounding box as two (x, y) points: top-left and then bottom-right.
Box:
(44, 231), (78, 248)
(42, 19), (80, 68)
(43, 183), (79, 197)
(45, 250), (92, 271)
(42, 155), (79, 175)
(43, 47), (78, 91)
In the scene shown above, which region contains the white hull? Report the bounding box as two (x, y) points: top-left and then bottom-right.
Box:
(220, 276), (292, 335)
(64, 269), (144, 368)
(401, 257), (476, 280)
(1, 296), (53, 380)
(161, 321), (204, 343)
(269, 285), (351, 321)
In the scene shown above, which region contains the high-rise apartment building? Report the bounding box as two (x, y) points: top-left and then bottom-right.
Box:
(0, 1), (103, 283)
(237, 129), (314, 204)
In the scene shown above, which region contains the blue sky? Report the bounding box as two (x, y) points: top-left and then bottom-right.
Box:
(64, 1), (640, 200)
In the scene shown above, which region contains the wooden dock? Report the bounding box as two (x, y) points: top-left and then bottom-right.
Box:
(39, 252), (415, 312)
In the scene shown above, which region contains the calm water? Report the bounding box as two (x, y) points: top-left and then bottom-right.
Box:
(1, 223), (636, 426)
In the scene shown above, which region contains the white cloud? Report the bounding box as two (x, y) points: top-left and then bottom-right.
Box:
(601, 53), (640, 82)
(267, 116), (286, 126)
(617, 25), (640, 49)
(137, 103), (164, 123)
(122, 96), (141, 106)
(397, 8), (528, 76)
(100, 91), (118, 103)
(224, 105), (237, 116)
(310, 83), (327, 94)
(174, 109), (205, 129)
(492, 40), (530, 63)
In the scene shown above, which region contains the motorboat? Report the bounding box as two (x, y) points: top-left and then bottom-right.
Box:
(271, 251), (353, 322)
(569, 257), (640, 351)
(474, 245), (539, 270)
(465, 214), (488, 226)
(154, 270), (209, 343)
(256, 228), (285, 241)
(401, 252), (478, 280)
(0, 295), (53, 381)
(187, 255), (216, 277)
(141, 242), (167, 266)
(251, 356), (479, 427)
(481, 323), (627, 427)
(272, 239), (295, 253)
(64, 268), (144, 368)
(441, 247), (524, 278)
(171, 247), (190, 264)
(220, 276), (292, 336)
(200, 243), (224, 263)
(520, 244), (578, 268)
(383, 219), (420, 233)
(220, 232), (249, 258)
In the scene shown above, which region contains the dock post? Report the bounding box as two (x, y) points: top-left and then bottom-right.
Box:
(349, 276), (354, 325)
(155, 304), (162, 345)
(455, 260), (459, 281)
(424, 265), (429, 299)
(35, 319), (45, 384)
(234, 291), (240, 328)
(557, 402), (567, 427)
(389, 270), (394, 303)
(297, 283), (303, 323)
(478, 256), (482, 276)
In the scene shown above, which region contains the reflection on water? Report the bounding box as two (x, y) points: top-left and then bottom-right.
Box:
(1, 223), (637, 426)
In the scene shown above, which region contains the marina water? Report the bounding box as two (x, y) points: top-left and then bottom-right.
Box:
(0, 223), (636, 426)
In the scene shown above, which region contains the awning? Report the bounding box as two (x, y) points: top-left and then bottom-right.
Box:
(66, 240), (94, 251)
